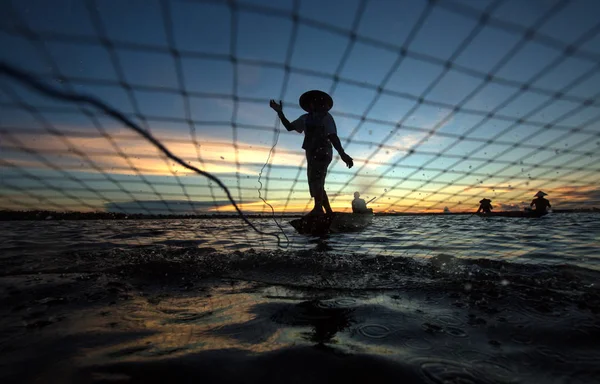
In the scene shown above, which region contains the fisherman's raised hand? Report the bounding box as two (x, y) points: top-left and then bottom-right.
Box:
(269, 99), (283, 113)
(341, 152), (353, 169)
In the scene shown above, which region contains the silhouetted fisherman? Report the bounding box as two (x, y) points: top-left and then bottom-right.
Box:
(531, 191), (551, 213)
(352, 192), (374, 214)
(270, 90), (353, 216)
(477, 198), (493, 214)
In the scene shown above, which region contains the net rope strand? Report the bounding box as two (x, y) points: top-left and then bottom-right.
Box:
(254, 0), (302, 248)
(258, 0), (301, 217)
(0, 62), (287, 247)
(83, 0), (185, 216)
(156, 0), (229, 247)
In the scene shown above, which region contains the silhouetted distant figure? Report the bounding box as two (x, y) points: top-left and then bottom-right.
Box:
(477, 198), (493, 213)
(270, 90), (353, 216)
(531, 191), (551, 213)
(352, 192), (373, 214)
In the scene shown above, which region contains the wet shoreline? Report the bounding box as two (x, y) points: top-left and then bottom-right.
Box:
(1, 247), (599, 383)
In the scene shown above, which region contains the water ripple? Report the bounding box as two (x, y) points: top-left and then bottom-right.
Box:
(1, 214), (598, 270)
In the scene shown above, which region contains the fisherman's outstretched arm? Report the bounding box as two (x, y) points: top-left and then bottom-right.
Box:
(329, 133), (353, 168)
(328, 134), (347, 155)
(276, 111), (295, 131)
(269, 99), (296, 131)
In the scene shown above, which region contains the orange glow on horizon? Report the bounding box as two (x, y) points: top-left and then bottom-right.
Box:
(2, 128), (598, 214)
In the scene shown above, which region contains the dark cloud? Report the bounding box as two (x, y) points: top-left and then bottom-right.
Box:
(555, 189), (600, 200)
(497, 189), (600, 211)
(546, 188), (600, 210)
(498, 203), (527, 211)
(104, 200), (248, 214)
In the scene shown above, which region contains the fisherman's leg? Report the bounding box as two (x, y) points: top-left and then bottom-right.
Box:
(314, 158), (333, 214)
(308, 192), (324, 216)
(322, 190), (333, 215)
(320, 157), (333, 215)
(310, 173), (325, 215)
(311, 195), (324, 214)
(306, 157), (324, 216)
(306, 161), (315, 198)
(310, 162), (330, 216)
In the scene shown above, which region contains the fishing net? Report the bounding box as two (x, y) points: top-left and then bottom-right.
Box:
(0, 0), (599, 255)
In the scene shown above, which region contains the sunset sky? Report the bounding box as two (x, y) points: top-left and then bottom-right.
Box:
(1, 0), (600, 214)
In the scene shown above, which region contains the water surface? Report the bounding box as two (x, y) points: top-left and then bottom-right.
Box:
(1, 213), (598, 270)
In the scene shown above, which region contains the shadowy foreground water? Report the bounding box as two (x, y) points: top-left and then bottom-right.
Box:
(1, 247), (599, 383)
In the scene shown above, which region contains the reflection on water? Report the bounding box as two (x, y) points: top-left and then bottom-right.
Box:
(2, 276), (597, 383)
(1, 213), (598, 269)
(1, 218), (599, 383)
(97, 284), (599, 383)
